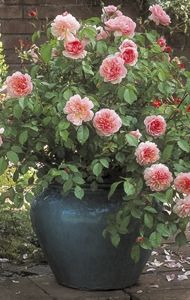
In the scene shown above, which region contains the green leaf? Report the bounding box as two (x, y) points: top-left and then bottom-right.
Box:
(40, 43), (52, 64)
(116, 152), (125, 163)
(124, 180), (136, 196)
(149, 232), (162, 248)
(111, 233), (120, 248)
(73, 176), (85, 185)
(63, 179), (73, 193)
(96, 41), (107, 54)
(19, 130), (28, 145)
(93, 162), (103, 177)
(162, 144), (173, 161)
(175, 231), (187, 246)
(58, 120), (70, 130)
(100, 158), (109, 168)
(74, 186), (84, 200)
(144, 213), (154, 229)
(144, 206), (157, 214)
(77, 125), (89, 144)
(125, 134), (138, 147)
(7, 151), (19, 164)
(131, 244), (140, 263)
(13, 104), (23, 119)
(82, 61), (94, 75)
(0, 157), (8, 175)
(177, 140), (190, 153)
(131, 208), (142, 219)
(156, 223), (170, 237)
(124, 88), (137, 104)
(108, 181), (122, 199)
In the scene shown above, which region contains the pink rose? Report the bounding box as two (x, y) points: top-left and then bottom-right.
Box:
(102, 5), (123, 21)
(129, 129), (142, 140)
(119, 39), (137, 52)
(99, 55), (127, 84)
(51, 13), (80, 41)
(149, 5), (171, 26)
(144, 163), (173, 191)
(174, 173), (190, 195)
(96, 27), (109, 41)
(173, 196), (190, 218)
(135, 141), (160, 166)
(119, 47), (138, 66)
(63, 39), (87, 60)
(5, 72), (33, 98)
(64, 94), (94, 126)
(105, 16), (136, 38)
(144, 115), (166, 137)
(93, 109), (122, 136)
(157, 37), (167, 51)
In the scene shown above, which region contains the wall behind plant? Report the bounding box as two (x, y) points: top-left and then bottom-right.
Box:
(0, 0), (139, 71)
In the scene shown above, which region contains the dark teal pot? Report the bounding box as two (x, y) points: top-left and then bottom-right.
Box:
(30, 186), (150, 290)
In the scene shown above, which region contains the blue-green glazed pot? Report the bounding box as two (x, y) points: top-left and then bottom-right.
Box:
(30, 186), (150, 290)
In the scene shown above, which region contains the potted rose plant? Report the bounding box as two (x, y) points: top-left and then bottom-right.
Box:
(1, 3), (190, 290)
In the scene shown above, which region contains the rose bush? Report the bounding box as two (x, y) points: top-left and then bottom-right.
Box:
(1, 4), (190, 261)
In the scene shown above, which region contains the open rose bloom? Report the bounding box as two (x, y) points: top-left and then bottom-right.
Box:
(2, 4), (190, 256)
(5, 72), (33, 98)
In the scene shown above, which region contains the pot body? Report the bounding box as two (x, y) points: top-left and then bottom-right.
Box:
(30, 186), (150, 290)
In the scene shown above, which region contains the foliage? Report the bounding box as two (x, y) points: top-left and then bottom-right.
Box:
(0, 5), (190, 262)
(0, 35), (7, 85)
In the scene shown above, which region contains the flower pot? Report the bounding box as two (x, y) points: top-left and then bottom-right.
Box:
(30, 186), (151, 290)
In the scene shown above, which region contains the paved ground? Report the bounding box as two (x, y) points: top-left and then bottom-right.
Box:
(1, 242), (190, 300)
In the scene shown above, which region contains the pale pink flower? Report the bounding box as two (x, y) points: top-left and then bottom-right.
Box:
(149, 5), (171, 26)
(174, 173), (190, 195)
(5, 72), (33, 98)
(103, 5), (123, 20)
(135, 141), (160, 166)
(129, 129), (142, 140)
(119, 39), (137, 51)
(119, 47), (138, 66)
(93, 109), (122, 136)
(173, 196), (190, 218)
(64, 94), (94, 126)
(51, 13), (80, 41)
(96, 27), (109, 41)
(105, 16), (136, 38)
(63, 39), (87, 59)
(144, 163), (173, 191)
(144, 115), (166, 137)
(99, 55), (127, 84)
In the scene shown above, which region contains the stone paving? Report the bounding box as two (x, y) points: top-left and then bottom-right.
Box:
(1, 242), (190, 300)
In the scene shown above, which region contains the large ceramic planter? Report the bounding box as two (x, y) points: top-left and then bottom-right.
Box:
(30, 186), (151, 290)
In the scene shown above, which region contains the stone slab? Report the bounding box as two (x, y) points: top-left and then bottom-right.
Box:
(30, 274), (130, 300)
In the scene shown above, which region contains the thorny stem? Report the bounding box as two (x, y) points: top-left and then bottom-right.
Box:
(167, 92), (189, 122)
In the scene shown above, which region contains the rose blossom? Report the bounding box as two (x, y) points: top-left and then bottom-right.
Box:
(64, 94), (94, 126)
(119, 47), (138, 66)
(119, 39), (137, 52)
(63, 39), (87, 59)
(144, 163), (173, 191)
(103, 5), (123, 18)
(149, 4), (171, 26)
(174, 173), (190, 195)
(173, 196), (190, 218)
(51, 13), (80, 41)
(5, 72), (33, 98)
(144, 115), (166, 137)
(129, 129), (142, 140)
(135, 141), (160, 166)
(99, 55), (127, 84)
(93, 109), (122, 136)
(96, 27), (109, 41)
(105, 16), (136, 38)
(157, 37), (166, 50)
